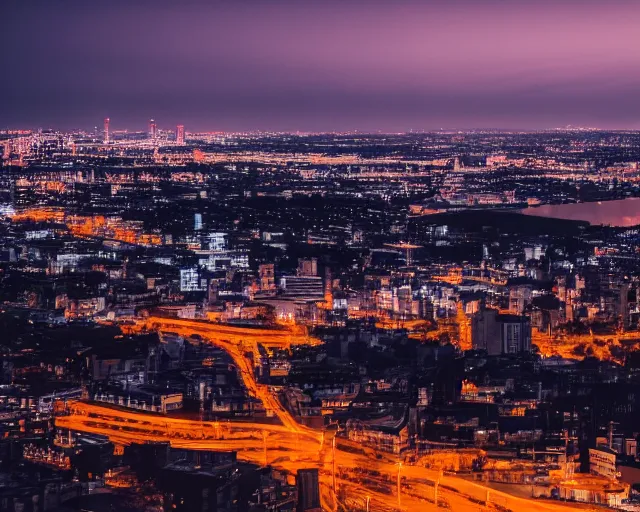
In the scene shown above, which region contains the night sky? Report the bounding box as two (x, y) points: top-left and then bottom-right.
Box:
(3, 0), (640, 132)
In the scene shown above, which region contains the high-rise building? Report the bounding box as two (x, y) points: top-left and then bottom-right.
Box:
(207, 232), (227, 251)
(471, 309), (531, 355)
(149, 119), (157, 140)
(259, 264), (276, 294)
(176, 124), (185, 145)
(180, 267), (207, 292)
(297, 258), (318, 277)
(471, 309), (501, 355)
(296, 469), (321, 512)
(324, 266), (333, 307)
(103, 118), (110, 144)
(501, 314), (531, 354)
(194, 213), (203, 231)
(508, 284), (533, 314)
(2, 140), (11, 161)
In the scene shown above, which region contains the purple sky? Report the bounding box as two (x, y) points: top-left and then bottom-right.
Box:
(3, 0), (640, 132)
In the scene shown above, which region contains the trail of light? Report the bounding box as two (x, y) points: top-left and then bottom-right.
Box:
(56, 317), (581, 512)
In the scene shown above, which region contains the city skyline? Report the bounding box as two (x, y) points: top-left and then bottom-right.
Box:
(3, 129), (640, 510)
(4, 2), (640, 510)
(3, 0), (640, 132)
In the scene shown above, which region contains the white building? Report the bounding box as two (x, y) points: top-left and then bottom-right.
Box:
(180, 267), (207, 292)
(589, 447), (618, 479)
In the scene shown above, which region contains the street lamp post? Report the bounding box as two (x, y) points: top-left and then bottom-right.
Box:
(262, 430), (268, 466)
(397, 461), (402, 508)
(332, 436), (337, 495)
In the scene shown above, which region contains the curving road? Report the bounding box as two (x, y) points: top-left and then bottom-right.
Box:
(56, 317), (587, 512)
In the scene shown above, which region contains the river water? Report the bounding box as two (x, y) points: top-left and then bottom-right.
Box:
(520, 197), (640, 227)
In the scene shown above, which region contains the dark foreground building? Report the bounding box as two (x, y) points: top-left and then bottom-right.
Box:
(296, 469), (321, 512)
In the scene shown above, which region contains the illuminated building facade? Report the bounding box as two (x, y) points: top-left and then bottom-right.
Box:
(176, 124), (185, 145)
(149, 118), (157, 140)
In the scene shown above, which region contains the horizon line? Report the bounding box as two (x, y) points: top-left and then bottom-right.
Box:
(3, 125), (640, 136)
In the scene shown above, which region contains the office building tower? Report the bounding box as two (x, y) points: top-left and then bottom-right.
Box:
(103, 118), (110, 144)
(508, 284), (533, 314)
(296, 469), (321, 512)
(259, 264), (276, 293)
(297, 257), (318, 277)
(471, 309), (531, 355)
(501, 314), (532, 353)
(324, 266), (333, 307)
(194, 213), (203, 231)
(2, 140), (11, 161)
(207, 232), (227, 251)
(176, 124), (185, 145)
(149, 119), (157, 140)
(180, 267), (207, 292)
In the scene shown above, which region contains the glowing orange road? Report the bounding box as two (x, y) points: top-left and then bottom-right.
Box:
(131, 316), (322, 350)
(127, 316), (322, 437)
(56, 400), (320, 453)
(57, 404), (582, 512)
(10, 207), (162, 247)
(533, 327), (640, 363)
(56, 317), (584, 511)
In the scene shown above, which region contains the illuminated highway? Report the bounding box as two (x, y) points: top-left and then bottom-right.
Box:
(56, 318), (588, 511)
(533, 327), (640, 363)
(10, 207), (163, 247)
(126, 316), (323, 435)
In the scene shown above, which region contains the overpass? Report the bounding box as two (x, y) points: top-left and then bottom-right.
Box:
(56, 317), (584, 512)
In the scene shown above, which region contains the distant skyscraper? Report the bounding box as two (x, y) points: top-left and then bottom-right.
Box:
(149, 119), (157, 140)
(194, 213), (203, 231)
(176, 124), (185, 145)
(103, 118), (110, 144)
